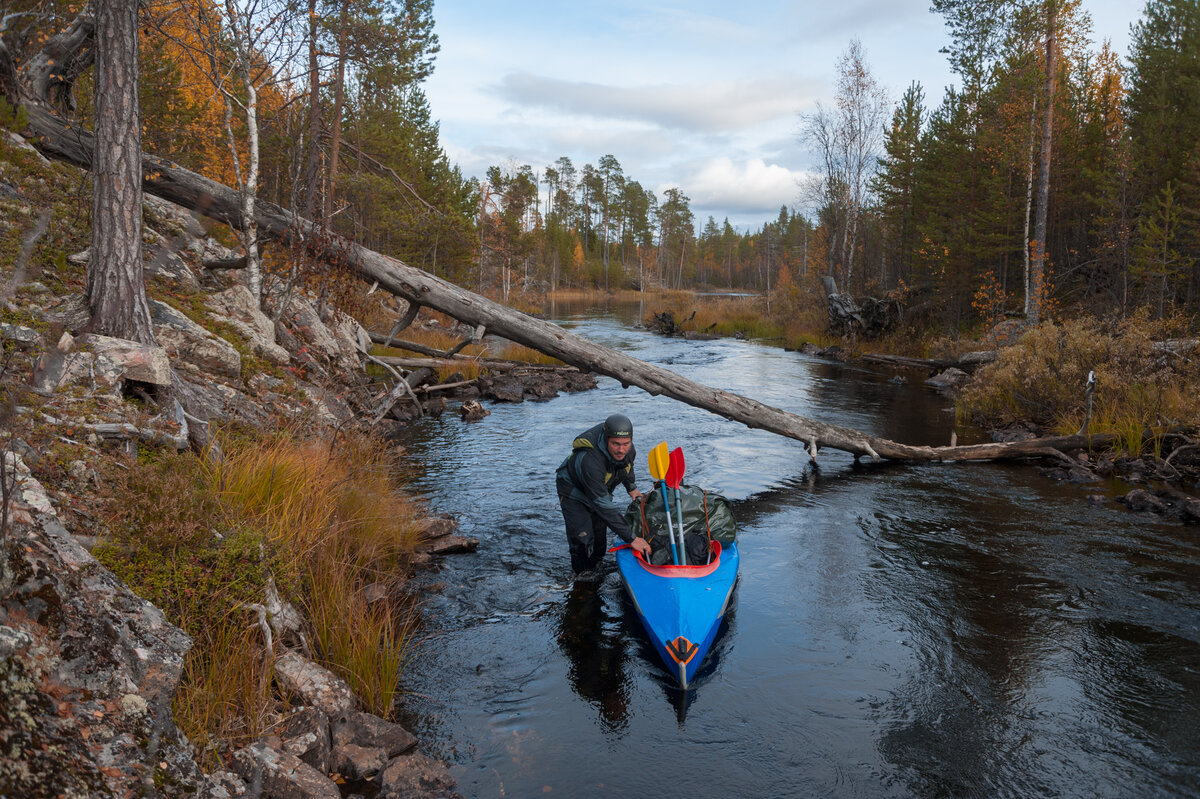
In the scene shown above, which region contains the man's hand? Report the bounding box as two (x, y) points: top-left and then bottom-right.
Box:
(631, 537), (652, 558)
(629, 488), (644, 502)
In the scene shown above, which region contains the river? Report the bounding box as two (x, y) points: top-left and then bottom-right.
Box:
(389, 304), (1200, 799)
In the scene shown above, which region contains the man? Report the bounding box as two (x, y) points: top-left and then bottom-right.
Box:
(556, 413), (651, 576)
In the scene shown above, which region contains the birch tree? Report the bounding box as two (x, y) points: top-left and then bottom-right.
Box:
(801, 39), (888, 291)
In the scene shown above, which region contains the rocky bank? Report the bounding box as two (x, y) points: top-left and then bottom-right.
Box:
(1, 129), (589, 798)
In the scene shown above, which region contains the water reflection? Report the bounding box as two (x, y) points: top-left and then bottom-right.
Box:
(554, 580), (631, 732)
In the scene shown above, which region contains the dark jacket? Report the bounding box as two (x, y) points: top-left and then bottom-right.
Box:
(556, 423), (638, 541)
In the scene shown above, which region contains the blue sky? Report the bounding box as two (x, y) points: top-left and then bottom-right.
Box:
(425, 0), (1142, 231)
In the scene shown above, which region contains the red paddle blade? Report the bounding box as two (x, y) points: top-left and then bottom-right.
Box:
(665, 446), (685, 488)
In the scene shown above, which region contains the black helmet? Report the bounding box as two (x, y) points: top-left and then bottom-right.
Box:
(603, 413), (633, 439)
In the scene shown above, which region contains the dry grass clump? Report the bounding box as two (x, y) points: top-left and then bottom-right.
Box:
(958, 312), (1200, 454)
(96, 427), (424, 767)
(647, 295), (785, 340)
(491, 341), (564, 366)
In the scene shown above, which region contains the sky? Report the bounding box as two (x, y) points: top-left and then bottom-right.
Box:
(424, 0), (1143, 232)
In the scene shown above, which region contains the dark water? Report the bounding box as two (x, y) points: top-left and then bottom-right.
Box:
(391, 308), (1200, 799)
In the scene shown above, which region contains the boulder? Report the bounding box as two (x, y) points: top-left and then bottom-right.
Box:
(150, 299), (242, 379)
(284, 297), (343, 361)
(925, 367), (971, 391)
(417, 535), (479, 556)
(267, 706), (331, 773)
(378, 750), (461, 799)
(1116, 489), (1167, 513)
(331, 710), (418, 758)
(0, 322), (43, 348)
(330, 743), (389, 781)
(207, 285), (290, 366)
(78, 333), (173, 386)
(32, 330), (175, 395)
(0, 471), (210, 797)
(274, 651), (356, 715)
(230, 743), (339, 799)
(459, 400), (490, 421)
(145, 250), (202, 291)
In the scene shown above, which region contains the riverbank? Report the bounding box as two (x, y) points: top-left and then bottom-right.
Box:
(2, 128), (505, 796)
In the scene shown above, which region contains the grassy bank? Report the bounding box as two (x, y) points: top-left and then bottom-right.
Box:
(94, 427), (422, 769)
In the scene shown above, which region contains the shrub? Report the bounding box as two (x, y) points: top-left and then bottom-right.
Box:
(958, 312), (1200, 453)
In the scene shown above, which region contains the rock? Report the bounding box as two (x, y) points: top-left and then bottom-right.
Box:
(230, 743), (340, 799)
(324, 307), (370, 361)
(1182, 499), (1200, 524)
(6, 130), (52, 165)
(378, 750), (462, 799)
(415, 513), (458, 540)
(268, 706), (331, 772)
(274, 651), (357, 715)
(991, 424), (1040, 443)
(476, 374), (524, 403)
(0, 487), (209, 797)
(150, 299), (243, 379)
(331, 743), (389, 781)
(207, 285), (291, 366)
(0, 322), (43, 348)
(145, 250), (201, 291)
(31, 347), (95, 396)
(957, 350), (998, 367)
(208, 770), (251, 797)
(459, 399), (490, 421)
(78, 333), (173, 386)
(68, 247), (91, 265)
(1116, 489), (1167, 513)
(417, 535), (479, 556)
(285, 297), (344, 361)
(297, 381), (356, 426)
(925, 367), (971, 391)
(332, 710), (418, 758)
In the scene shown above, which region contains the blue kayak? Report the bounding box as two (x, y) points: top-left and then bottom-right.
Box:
(614, 540), (739, 688)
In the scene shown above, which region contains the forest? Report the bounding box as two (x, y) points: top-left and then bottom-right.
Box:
(1, 0), (1197, 334)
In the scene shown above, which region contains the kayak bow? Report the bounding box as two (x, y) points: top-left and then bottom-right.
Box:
(614, 540), (739, 688)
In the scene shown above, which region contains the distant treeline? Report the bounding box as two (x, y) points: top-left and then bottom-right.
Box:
(6, 0), (1195, 330)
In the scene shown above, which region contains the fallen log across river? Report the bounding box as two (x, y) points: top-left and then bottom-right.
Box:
(23, 103), (1117, 465)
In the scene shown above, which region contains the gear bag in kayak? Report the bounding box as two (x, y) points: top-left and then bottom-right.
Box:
(623, 482), (737, 566)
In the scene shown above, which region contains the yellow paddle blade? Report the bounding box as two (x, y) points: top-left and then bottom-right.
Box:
(648, 441), (669, 480)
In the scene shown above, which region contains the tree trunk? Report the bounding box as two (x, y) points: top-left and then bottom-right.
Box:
(1030, 5), (1056, 326)
(325, 0), (348, 224)
(23, 104), (1115, 465)
(303, 0), (321, 221)
(87, 0), (154, 343)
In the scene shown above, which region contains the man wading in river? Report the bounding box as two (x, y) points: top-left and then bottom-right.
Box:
(556, 414), (651, 577)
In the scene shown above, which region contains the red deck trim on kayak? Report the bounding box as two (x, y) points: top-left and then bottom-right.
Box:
(609, 541), (723, 578)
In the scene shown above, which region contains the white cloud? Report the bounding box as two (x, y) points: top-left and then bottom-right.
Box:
(496, 73), (822, 132)
(682, 157), (810, 221)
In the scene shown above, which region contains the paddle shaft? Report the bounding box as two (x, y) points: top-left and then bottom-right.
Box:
(659, 481), (682, 564)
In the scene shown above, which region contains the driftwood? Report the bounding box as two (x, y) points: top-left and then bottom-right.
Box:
(373, 355), (576, 373)
(860, 351), (998, 371)
(367, 329), (483, 360)
(821, 276), (903, 340)
(18, 104), (1122, 465)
